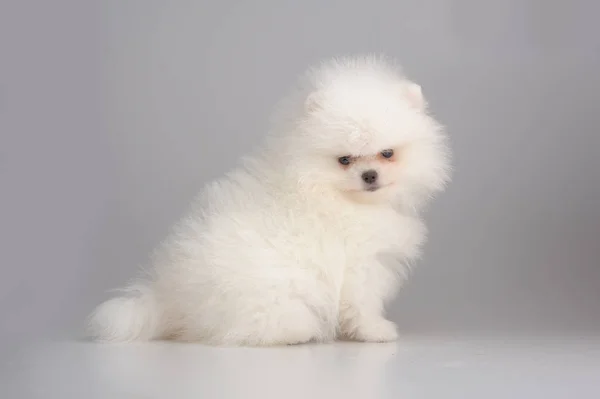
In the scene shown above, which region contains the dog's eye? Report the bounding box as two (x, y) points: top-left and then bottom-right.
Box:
(381, 149), (394, 159)
(338, 156), (352, 166)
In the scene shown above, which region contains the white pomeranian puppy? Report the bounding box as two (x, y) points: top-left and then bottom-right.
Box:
(88, 55), (451, 346)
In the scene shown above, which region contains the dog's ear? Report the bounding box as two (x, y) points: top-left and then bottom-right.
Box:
(403, 82), (426, 109)
(305, 91), (323, 112)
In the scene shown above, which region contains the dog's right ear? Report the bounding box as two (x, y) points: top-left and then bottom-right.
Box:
(305, 91), (322, 113)
(403, 82), (426, 110)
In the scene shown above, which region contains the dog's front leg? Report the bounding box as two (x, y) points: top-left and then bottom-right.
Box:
(337, 261), (398, 342)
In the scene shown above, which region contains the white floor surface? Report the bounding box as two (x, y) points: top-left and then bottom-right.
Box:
(2, 334), (599, 399)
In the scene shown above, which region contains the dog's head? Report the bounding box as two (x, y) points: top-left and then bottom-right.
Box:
(272, 56), (451, 209)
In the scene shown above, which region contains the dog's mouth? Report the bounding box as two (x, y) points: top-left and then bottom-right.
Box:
(351, 183), (392, 193)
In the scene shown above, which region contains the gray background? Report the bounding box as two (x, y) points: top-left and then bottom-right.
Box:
(2, 0), (599, 343)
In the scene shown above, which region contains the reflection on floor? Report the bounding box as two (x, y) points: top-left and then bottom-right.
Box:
(2, 334), (600, 399)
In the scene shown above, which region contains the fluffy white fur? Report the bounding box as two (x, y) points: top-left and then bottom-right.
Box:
(88, 55), (451, 346)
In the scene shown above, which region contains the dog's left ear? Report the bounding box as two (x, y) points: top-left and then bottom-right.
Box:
(403, 82), (426, 109)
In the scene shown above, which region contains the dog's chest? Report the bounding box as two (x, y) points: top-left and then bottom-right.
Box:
(343, 208), (402, 255)
(302, 207), (402, 273)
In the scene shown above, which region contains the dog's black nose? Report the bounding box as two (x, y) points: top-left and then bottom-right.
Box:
(361, 170), (378, 184)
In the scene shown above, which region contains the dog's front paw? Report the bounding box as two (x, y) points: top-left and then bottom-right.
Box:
(352, 318), (398, 343)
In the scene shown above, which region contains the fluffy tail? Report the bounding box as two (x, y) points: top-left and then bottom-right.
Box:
(87, 284), (162, 342)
